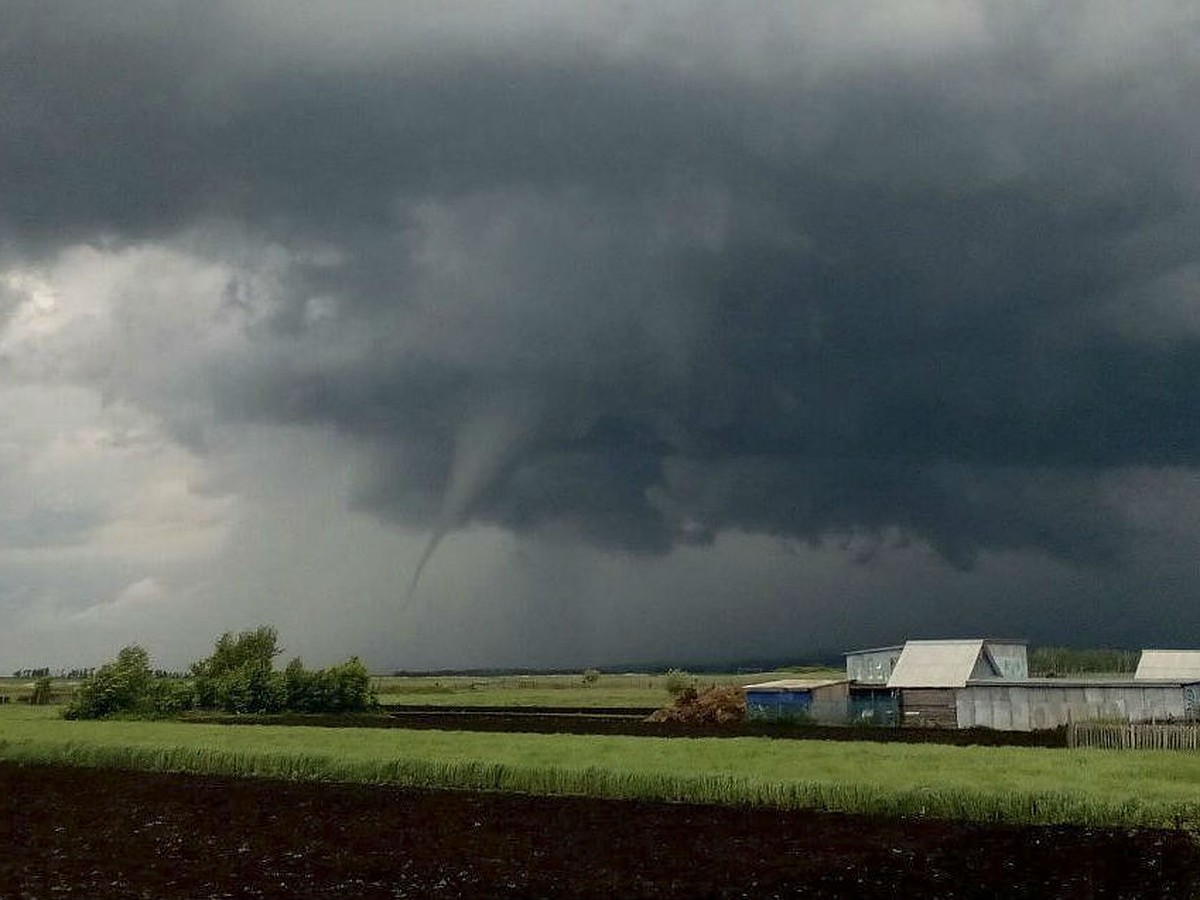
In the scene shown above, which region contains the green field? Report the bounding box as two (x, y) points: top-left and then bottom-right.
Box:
(4, 705), (1200, 828)
(0, 678), (30, 702)
(2, 668), (842, 709)
(0, 677), (82, 705)
(371, 669), (838, 707)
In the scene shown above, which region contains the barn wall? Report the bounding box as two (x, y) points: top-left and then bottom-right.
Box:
(957, 684), (1191, 731)
(813, 681), (850, 703)
(849, 687), (900, 726)
(899, 688), (958, 728)
(809, 682), (850, 723)
(982, 642), (1028, 679)
(746, 683), (851, 723)
(745, 689), (812, 722)
(846, 649), (903, 685)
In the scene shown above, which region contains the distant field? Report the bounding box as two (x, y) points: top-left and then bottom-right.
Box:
(0, 677), (83, 705)
(0, 678), (29, 701)
(4, 704), (1200, 828)
(371, 669), (840, 707)
(0, 668), (843, 709)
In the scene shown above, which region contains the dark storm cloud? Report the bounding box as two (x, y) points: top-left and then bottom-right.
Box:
(4, 1), (1200, 570)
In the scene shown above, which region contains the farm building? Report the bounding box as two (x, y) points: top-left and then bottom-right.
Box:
(750, 639), (1200, 731)
(844, 645), (903, 685)
(957, 678), (1200, 731)
(841, 645), (905, 724)
(1135, 650), (1200, 681)
(885, 639), (1029, 728)
(837, 639), (1030, 728)
(743, 678), (849, 723)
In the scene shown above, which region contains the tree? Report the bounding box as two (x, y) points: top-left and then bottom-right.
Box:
(29, 677), (53, 706)
(64, 645), (155, 719)
(64, 626), (375, 719)
(191, 626), (281, 678)
(191, 626), (374, 714)
(190, 626), (283, 711)
(283, 656), (373, 713)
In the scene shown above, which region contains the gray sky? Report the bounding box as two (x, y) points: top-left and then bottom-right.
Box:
(3, 1), (1200, 671)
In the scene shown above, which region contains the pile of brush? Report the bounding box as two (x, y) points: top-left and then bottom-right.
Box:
(646, 685), (745, 725)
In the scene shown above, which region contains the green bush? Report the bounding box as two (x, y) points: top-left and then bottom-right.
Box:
(664, 668), (694, 698)
(147, 678), (196, 716)
(191, 626), (282, 710)
(1029, 646), (1138, 676)
(29, 677), (53, 706)
(64, 626), (375, 719)
(191, 625), (309, 714)
(211, 661), (286, 714)
(64, 645), (155, 719)
(283, 656), (374, 713)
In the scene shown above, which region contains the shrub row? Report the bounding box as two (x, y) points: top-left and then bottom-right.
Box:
(64, 627), (375, 719)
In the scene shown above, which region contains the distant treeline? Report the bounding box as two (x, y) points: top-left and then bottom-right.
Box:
(11, 667), (185, 680)
(1028, 647), (1138, 676)
(389, 657), (843, 678)
(11, 668), (95, 680)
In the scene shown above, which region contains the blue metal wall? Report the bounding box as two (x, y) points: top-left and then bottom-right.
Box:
(745, 689), (813, 722)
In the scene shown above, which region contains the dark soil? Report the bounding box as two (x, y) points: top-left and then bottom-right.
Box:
(198, 708), (1070, 747)
(3, 762), (1197, 898)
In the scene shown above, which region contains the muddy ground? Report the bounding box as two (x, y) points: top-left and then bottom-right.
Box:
(2, 762), (1197, 898)
(202, 708), (1071, 746)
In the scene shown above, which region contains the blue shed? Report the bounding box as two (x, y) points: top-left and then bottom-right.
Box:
(743, 679), (850, 723)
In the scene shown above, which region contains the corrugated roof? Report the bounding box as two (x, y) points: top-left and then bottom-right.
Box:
(1135, 650), (1200, 681)
(842, 645), (905, 657)
(969, 677), (1200, 687)
(887, 640), (989, 689)
(743, 678), (846, 692)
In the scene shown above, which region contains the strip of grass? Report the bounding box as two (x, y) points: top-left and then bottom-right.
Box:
(3, 705), (1200, 828)
(373, 670), (835, 708)
(378, 688), (669, 707)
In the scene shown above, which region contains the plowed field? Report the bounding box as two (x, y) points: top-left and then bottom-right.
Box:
(2, 762), (1196, 898)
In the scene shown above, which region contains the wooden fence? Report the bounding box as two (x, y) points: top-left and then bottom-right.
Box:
(1068, 721), (1200, 751)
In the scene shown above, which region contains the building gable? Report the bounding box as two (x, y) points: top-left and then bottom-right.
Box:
(887, 640), (986, 689)
(1135, 650), (1200, 681)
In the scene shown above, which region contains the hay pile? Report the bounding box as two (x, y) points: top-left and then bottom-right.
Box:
(646, 685), (746, 725)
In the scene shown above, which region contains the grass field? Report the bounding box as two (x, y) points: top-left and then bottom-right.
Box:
(3, 705), (1200, 828)
(2, 669), (842, 709)
(371, 669), (838, 707)
(0, 678), (30, 702)
(0, 677), (82, 705)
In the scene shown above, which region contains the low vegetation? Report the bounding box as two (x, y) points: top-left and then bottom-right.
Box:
(63, 627), (375, 720)
(663, 668), (695, 697)
(1029, 646), (1138, 676)
(29, 677), (53, 706)
(648, 685), (746, 724)
(62, 646), (170, 720)
(5, 704), (1200, 828)
(369, 669), (827, 708)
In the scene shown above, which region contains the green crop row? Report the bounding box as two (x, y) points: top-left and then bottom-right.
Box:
(3, 738), (1197, 829)
(3, 706), (1200, 829)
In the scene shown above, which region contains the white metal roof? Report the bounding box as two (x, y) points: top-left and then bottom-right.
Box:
(842, 645), (905, 657)
(887, 640), (991, 689)
(968, 676), (1200, 687)
(743, 678), (846, 692)
(1135, 650), (1200, 681)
